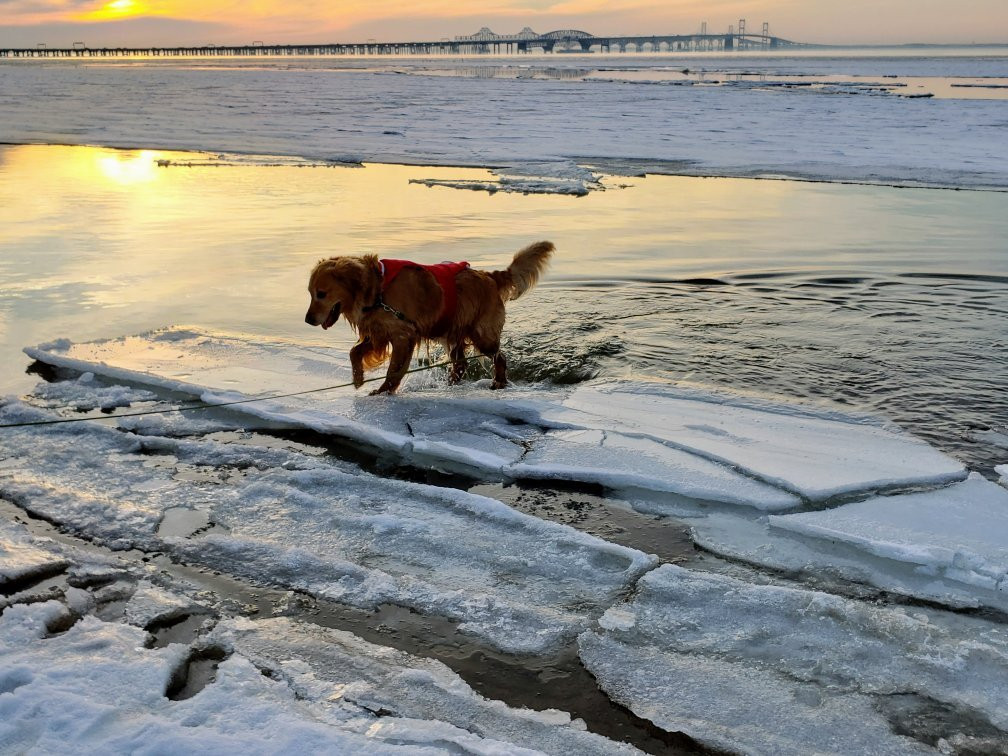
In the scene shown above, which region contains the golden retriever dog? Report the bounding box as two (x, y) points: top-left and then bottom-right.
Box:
(305, 241), (554, 394)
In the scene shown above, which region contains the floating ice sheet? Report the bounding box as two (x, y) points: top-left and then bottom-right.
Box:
(579, 565), (1008, 753)
(0, 397), (655, 654)
(26, 328), (965, 509)
(769, 473), (1008, 599)
(545, 382), (966, 500)
(578, 636), (929, 756)
(689, 508), (1008, 613)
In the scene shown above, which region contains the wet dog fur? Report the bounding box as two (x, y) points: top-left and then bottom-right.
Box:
(305, 241), (554, 394)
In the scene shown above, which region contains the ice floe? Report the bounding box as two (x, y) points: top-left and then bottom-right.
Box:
(579, 565), (1008, 754)
(0, 520), (68, 590)
(0, 397), (655, 654)
(769, 473), (1008, 600)
(411, 161), (603, 196)
(689, 508), (1008, 613)
(24, 328), (966, 510)
(543, 382), (966, 501)
(0, 601), (544, 755)
(0, 508), (641, 753)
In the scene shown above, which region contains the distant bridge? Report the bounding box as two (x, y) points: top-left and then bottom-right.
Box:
(0, 24), (806, 58)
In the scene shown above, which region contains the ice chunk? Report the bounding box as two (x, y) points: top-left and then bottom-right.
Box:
(769, 473), (1008, 599)
(0, 398), (655, 654)
(581, 565), (1008, 743)
(0, 402), (206, 550)
(689, 508), (1008, 612)
(546, 382), (966, 500)
(213, 616), (636, 755)
(27, 331), (966, 508)
(0, 602), (538, 754)
(30, 373), (157, 411)
(997, 464), (1008, 488)
(0, 520), (68, 589)
(167, 463), (656, 654)
(578, 634), (929, 755)
(514, 428), (798, 510)
(21, 329), (828, 509)
(123, 581), (202, 629)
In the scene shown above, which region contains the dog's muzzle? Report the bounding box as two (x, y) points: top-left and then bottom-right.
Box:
(321, 302), (341, 330)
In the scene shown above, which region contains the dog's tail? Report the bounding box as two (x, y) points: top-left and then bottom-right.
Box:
(493, 241), (554, 302)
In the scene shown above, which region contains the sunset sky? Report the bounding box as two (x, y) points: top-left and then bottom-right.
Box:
(1, 0), (1005, 48)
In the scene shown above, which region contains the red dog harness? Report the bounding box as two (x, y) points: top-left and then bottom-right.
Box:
(378, 259), (470, 335)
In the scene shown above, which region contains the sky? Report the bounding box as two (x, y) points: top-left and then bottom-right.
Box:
(1, 0), (1006, 48)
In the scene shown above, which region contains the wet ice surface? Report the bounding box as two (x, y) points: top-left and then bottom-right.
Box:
(0, 397), (654, 655)
(24, 328), (965, 508)
(214, 616), (637, 755)
(2, 54), (1007, 192)
(770, 474), (1008, 598)
(0, 598), (568, 754)
(0, 478), (658, 754)
(5, 329), (1008, 752)
(579, 565), (1008, 754)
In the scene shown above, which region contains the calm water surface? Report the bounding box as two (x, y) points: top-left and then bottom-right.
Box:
(1, 144), (1005, 473)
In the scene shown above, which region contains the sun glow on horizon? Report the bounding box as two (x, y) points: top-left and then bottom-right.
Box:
(79, 0), (148, 22)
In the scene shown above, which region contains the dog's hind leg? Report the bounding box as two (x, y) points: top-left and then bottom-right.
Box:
(448, 342), (468, 385)
(489, 350), (507, 390)
(474, 337), (507, 390)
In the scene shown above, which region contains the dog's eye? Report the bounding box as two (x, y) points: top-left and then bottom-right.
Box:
(316, 290), (326, 300)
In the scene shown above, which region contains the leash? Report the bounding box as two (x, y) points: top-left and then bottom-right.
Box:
(0, 354), (486, 430)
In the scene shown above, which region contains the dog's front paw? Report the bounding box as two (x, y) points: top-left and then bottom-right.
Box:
(353, 372), (364, 389)
(490, 379), (508, 390)
(369, 383), (394, 396)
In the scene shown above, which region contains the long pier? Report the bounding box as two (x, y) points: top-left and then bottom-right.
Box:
(0, 27), (804, 58)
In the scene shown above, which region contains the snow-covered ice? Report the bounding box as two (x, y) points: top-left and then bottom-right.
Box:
(213, 616), (637, 755)
(769, 473), (1008, 598)
(535, 381), (966, 501)
(24, 328), (966, 509)
(0, 601), (551, 755)
(688, 508), (1008, 613)
(8, 327), (1008, 751)
(29, 371), (157, 412)
(0, 397), (655, 654)
(0, 522), (641, 753)
(0, 520), (68, 589)
(579, 564), (1008, 753)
